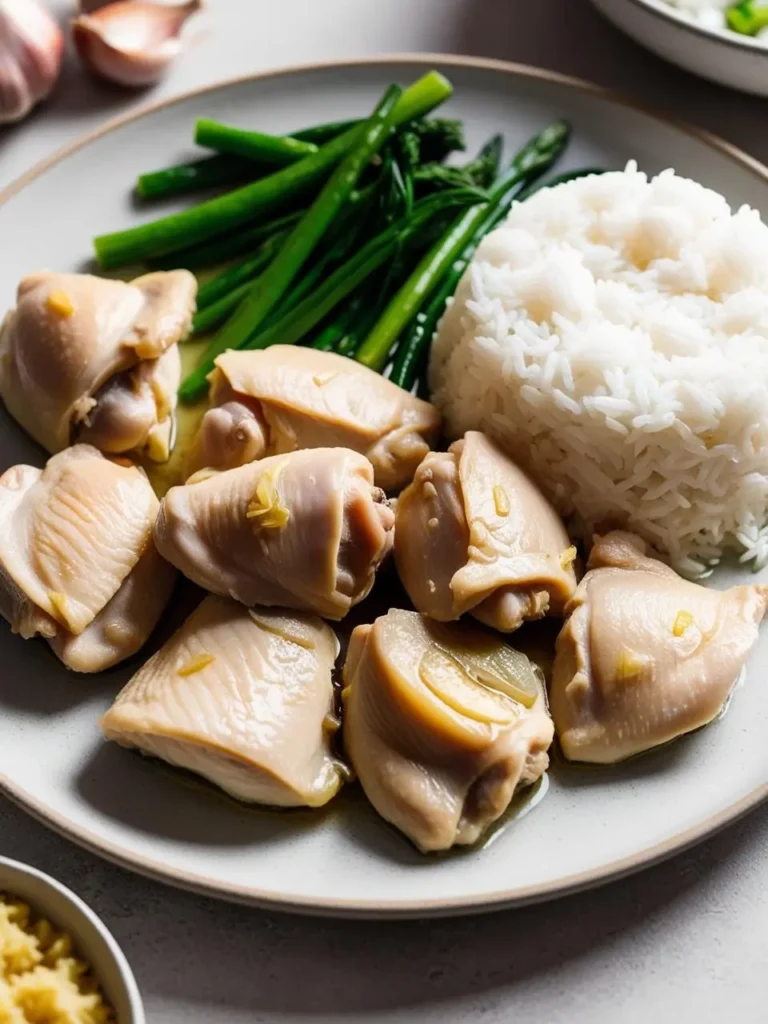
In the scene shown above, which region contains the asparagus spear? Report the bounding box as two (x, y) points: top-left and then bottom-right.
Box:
(94, 72), (454, 269)
(237, 191), (474, 357)
(194, 119), (318, 163)
(195, 231), (292, 314)
(149, 211), (305, 271)
(179, 84), (404, 400)
(136, 122), (357, 202)
(137, 154), (258, 200)
(389, 167), (603, 390)
(135, 117), (463, 203)
(356, 120), (570, 373)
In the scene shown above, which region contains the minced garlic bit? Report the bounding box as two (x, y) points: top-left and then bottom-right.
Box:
(45, 291), (75, 318)
(492, 484), (510, 517)
(177, 653), (215, 676)
(560, 545), (577, 570)
(615, 646), (647, 683)
(246, 467), (290, 529)
(0, 892), (113, 1023)
(673, 610), (694, 637)
(322, 713), (341, 735)
(48, 591), (69, 619)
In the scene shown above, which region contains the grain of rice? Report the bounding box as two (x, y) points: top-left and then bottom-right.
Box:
(430, 163), (768, 575)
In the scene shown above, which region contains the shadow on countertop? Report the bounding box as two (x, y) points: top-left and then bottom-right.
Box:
(3, 792), (767, 1018)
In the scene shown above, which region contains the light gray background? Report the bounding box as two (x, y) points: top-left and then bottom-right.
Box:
(2, 1), (767, 1021)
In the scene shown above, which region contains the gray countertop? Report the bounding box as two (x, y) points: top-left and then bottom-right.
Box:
(2, 1), (767, 1021)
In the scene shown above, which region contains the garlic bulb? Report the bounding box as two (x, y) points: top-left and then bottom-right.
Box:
(0, 0), (64, 124)
(72, 0), (203, 88)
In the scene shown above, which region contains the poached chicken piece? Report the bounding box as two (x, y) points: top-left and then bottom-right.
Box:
(186, 346), (441, 490)
(395, 431), (577, 632)
(343, 608), (553, 853)
(155, 447), (394, 620)
(551, 531), (768, 763)
(101, 595), (345, 807)
(0, 270), (196, 462)
(0, 445), (175, 672)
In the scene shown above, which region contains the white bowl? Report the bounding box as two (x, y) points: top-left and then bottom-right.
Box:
(0, 856), (144, 1024)
(591, 0), (768, 95)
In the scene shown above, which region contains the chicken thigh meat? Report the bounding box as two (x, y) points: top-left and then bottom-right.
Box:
(395, 431), (577, 632)
(155, 447), (394, 620)
(0, 270), (196, 462)
(187, 346), (441, 490)
(0, 445), (175, 672)
(551, 531), (768, 763)
(343, 608), (553, 853)
(101, 595), (345, 807)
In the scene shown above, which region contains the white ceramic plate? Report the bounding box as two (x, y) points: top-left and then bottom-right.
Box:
(591, 0), (768, 96)
(1, 56), (768, 919)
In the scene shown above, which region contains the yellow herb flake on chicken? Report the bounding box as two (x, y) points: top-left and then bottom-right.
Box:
(45, 292), (74, 318)
(560, 545), (577, 570)
(246, 468), (290, 529)
(176, 653), (216, 676)
(0, 892), (113, 1023)
(492, 484), (510, 517)
(614, 645), (647, 684)
(673, 610), (694, 637)
(47, 592), (69, 621)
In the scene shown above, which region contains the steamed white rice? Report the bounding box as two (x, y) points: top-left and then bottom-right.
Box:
(429, 163), (768, 577)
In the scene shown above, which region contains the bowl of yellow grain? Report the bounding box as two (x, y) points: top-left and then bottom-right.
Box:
(0, 856), (144, 1024)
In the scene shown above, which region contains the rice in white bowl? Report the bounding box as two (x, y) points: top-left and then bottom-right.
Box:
(429, 163), (768, 577)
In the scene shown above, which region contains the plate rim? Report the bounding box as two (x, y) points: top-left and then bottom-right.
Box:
(2, 52), (768, 918)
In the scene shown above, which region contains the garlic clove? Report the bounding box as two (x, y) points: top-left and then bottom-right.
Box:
(72, 0), (202, 89)
(0, 0), (64, 124)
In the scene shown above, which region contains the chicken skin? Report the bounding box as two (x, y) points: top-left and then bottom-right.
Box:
(101, 595), (344, 807)
(343, 608), (553, 853)
(155, 447), (394, 620)
(395, 431), (577, 632)
(0, 270), (195, 462)
(187, 346), (441, 490)
(550, 531), (768, 763)
(0, 445), (175, 672)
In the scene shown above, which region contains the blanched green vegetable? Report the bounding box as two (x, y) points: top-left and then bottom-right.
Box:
(136, 154), (258, 200)
(356, 120), (571, 372)
(414, 134), (502, 195)
(389, 167), (603, 391)
(194, 119), (319, 163)
(726, 1), (768, 34)
(179, 84), (404, 400)
(94, 71), (454, 269)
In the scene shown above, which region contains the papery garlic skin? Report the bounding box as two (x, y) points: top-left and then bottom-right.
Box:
(0, 0), (64, 124)
(72, 0), (202, 88)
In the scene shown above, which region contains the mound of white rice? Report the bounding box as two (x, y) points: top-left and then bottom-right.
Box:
(429, 163), (768, 577)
